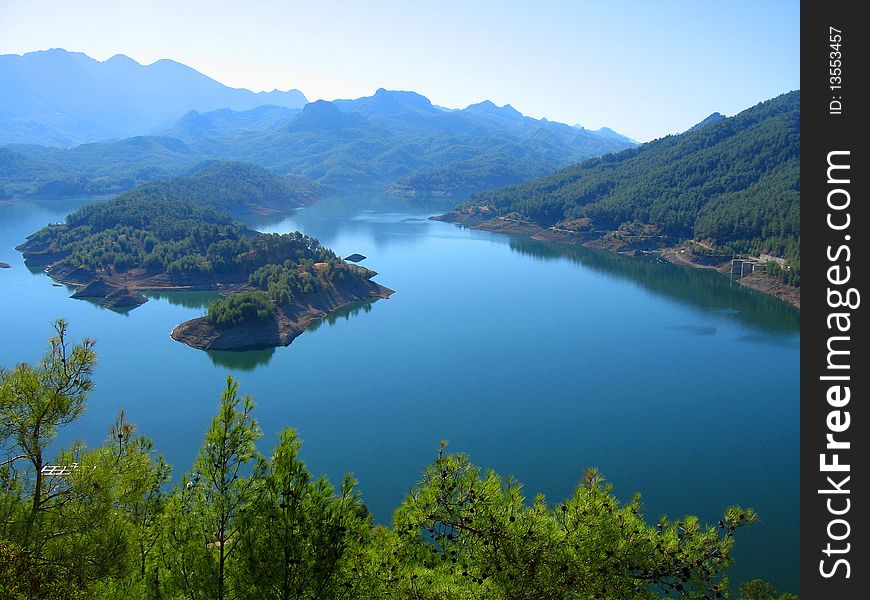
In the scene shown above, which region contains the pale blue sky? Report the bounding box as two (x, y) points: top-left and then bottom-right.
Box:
(0, 0), (799, 141)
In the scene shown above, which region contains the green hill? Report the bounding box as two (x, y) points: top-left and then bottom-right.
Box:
(118, 160), (319, 215)
(17, 161), (322, 275)
(457, 91), (800, 281)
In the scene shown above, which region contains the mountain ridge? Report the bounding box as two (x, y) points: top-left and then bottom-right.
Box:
(1, 49), (637, 197)
(1, 82), (636, 197)
(0, 48), (308, 147)
(438, 90), (800, 283)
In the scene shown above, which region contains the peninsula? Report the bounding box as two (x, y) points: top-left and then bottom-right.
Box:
(434, 91), (801, 308)
(17, 193), (392, 350)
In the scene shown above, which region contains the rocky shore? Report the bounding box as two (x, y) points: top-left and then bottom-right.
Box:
(433, 210), (800, 309)
(170, 276), (393, 351)
(18, 242), (394, 348)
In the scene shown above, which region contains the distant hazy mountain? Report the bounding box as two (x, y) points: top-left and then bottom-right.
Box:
(164, 105), (301, 140)
(151, 89), (634, 194)
(0, 49), (307, 147)
(573, 124), (637, 145)
(1, 85), (635, 197)
(165, 90), (635, 147)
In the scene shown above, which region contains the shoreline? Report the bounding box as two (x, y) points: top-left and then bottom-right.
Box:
(432, 212), (800, 309)
(19, 252), (394, 349)
(170, 279), (394, 351)
(27, 260), (253, 309)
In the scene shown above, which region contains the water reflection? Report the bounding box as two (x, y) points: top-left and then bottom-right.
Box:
(72, 296), (135, 315)
(306, 300), (376, 332)
(245, 192), (457, 250)
(173, 297), (379, 371)
(666, 325), (718, 336)
(506, 236), (800, 335)
(0, 192), (800, 592)
(143, 290), (221, 310)
(250, 192), (799, 339)
(204, 300), (376, 371)
(207, 348), (276, 371)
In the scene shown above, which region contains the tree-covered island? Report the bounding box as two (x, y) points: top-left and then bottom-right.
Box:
(16, 190), (392, 351)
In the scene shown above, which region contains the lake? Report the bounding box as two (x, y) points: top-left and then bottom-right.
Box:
(0, 192), (800, 593)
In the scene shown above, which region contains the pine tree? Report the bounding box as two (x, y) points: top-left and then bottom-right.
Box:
(163, 376), (263, 600)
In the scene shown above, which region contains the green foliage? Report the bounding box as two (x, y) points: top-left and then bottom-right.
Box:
(20, 188), (366, 332)
(393, 444), (756, 599)
(393, 142), (614, 196)
(0, 319), (96, 547)
(207, 292), (275, 328)
(20, 192), (337, 278)
(0, 140), (318, 204)
(115, 160), (319, 214)
(738, 578), (799, 600)
(763, 260), (800, 287)
(0, 137), (201, 197)
(739, 579), (777, 599)
(0, 322), (170, 598)
(0, 324), (796, 599)
(163, 377), (263, 600)
(0, 540), (86, 600)
(466, 91), (800, 281)
(248, 257), (335, 304)
(21, 193), (242, 274)
(234, 429), (367, 600)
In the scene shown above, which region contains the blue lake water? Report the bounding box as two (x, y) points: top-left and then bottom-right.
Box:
(0, 193), (800, 593)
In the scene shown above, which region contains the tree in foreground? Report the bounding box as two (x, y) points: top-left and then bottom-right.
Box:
(391, 441), (758, 599)
(162, 376), (264, 600)
(234, 428), (368, 600)
(3, 323), (795, 599)
(0, 321), (170, 599)
(738, 578), (799, 600)
(0, 319), (96, 548)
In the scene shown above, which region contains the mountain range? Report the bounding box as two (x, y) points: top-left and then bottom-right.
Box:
(0, 50), (635, 197)
(452, 91), (800, 274)
(0, 49), (307, 147)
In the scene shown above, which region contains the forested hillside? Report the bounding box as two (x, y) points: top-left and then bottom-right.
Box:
(463, 92), (800, 278)
(115, 160), (319, 215)
(18, 193), (331, 278)
(0, 137), (201, 197)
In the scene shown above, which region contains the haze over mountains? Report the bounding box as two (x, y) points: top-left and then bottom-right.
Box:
(0, 49), (636, 198)
(0, 49), (308, 146)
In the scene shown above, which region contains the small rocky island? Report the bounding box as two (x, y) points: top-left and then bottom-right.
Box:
(170, 267), (390, 350)
(70, 278), (148, 309)
(17, 190), (393, 350)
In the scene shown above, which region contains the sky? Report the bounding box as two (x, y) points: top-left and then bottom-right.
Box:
(0, 0), (799, 142)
